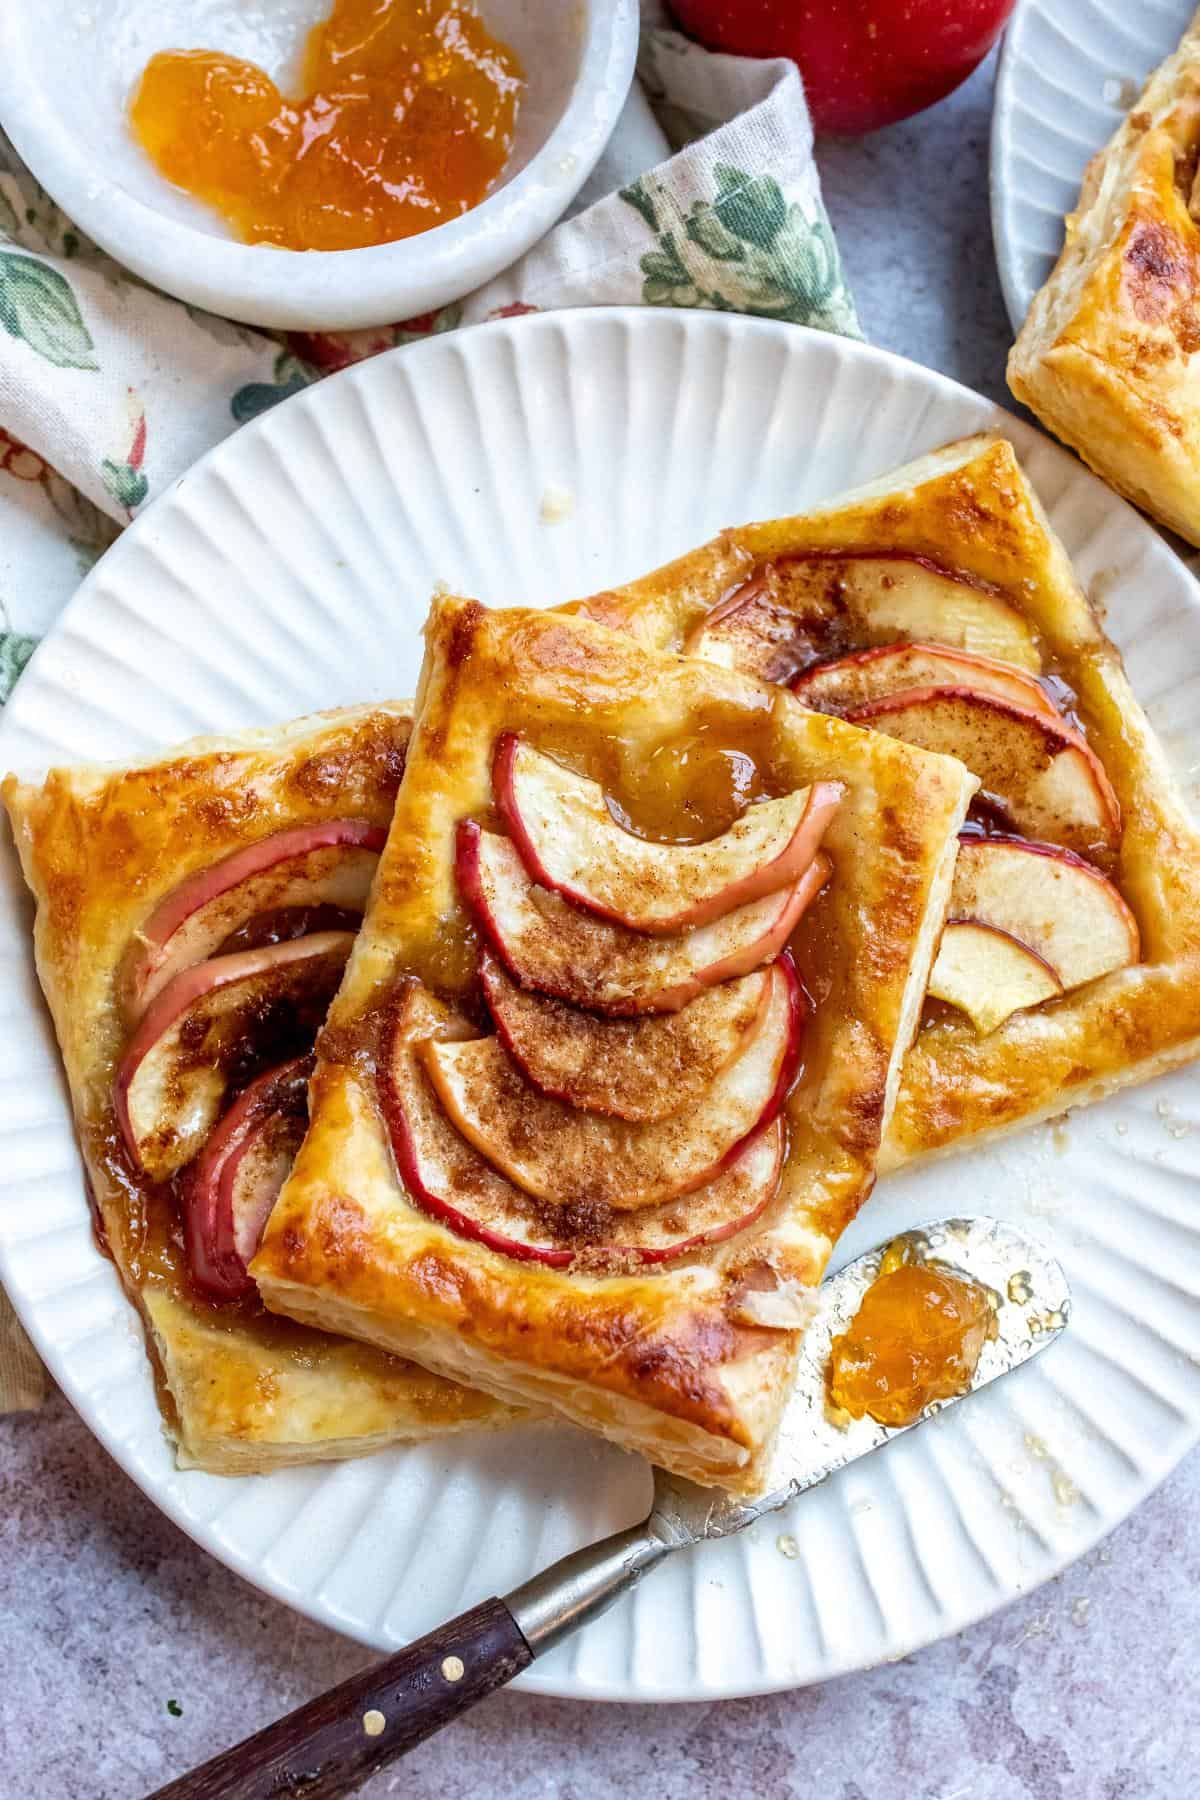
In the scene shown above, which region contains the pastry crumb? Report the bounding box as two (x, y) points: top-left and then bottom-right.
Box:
(539, 481), (574, 524)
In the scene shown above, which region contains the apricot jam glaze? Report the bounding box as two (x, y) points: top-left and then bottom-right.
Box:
(130, 0), (524, 251)
(827, 1239), (993, 1428)
(532, 706), (777, 848)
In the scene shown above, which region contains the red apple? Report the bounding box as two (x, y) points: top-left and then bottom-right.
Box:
(668, 0), (1017, 136)
(381, 986), (784, 1266)
(114, 931), (353, 1179)
(121, 819), (384, 1022)
(493, 733), (840, 934)
(458, 820), (829, 1013)
(845, 686), (1121, 857)
(419, 956), (804, 1211)
(182, 1055), (311, 1300)
(481, 951), (770, 1121)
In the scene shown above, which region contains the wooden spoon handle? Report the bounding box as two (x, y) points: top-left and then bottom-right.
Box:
(144, 1596), (531, 1800)
(146, 1518), (671, 1798)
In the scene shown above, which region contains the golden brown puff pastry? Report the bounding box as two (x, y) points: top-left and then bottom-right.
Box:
(570, 433), (1200, 1170)
(3, 704), (508, 1473)
(1008, 8), (1200, 544)
(252, 598), (976, 1493)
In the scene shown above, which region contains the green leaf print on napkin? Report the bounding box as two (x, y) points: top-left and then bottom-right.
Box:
(100, 409), (150, 516)
(0, 632), (37, 702)
(231, 351), (315, 424)
(622, 163), (860, 337)
(0, 252), (98, 371)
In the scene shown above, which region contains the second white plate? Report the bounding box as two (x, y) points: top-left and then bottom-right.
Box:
(3, 309), (1200, 1700)
(992, 0), (1196, 330)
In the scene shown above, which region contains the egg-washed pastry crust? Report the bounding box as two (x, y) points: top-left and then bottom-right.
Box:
(3, 704), (508, 1473)
(571, 433), (1200, 1170)
(253, 599), (975, 1493)
(1008, 8), (1200, 544)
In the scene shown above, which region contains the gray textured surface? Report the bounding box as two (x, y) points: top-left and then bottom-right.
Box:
(819, 57), (1013, 407)
(3, 50), (1199, 1800)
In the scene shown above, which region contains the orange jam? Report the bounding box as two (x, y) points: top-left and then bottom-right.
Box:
(129, 0), (525, 251)
(828, 1248), (993, 1428)
(530, 710), (777, 848)
(604, 736), (767, 845)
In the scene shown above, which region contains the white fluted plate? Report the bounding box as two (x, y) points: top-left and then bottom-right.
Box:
(2, 310), (1200, 1700)
(992, 0), (1196, 331)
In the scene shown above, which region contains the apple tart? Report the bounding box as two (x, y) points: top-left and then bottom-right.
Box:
(575, 432), (1200, 1168)
(1008, 7), (1200, 545)
(3, 704), (508, 1473)
(252, 597), (976, 1492)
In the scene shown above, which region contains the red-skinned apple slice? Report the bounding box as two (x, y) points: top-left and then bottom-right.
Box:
(182, 1054), (311, 1300)
(792, 642), (1058, 718)
(420, 957), (803, 1211)
(845, 687), (1121, 856)
(493, 734), (840, 933)
(114, 931), (352, 1180)
(459, 822), (829, 1013)
(929, 920), (1064, 1034)
(684, 554), (1042, 681)
(121, 820), (384, 1023)
(481, 951), (770, 1120)
(382, 987), (783, 1266)
(949, 835), (1140, 991)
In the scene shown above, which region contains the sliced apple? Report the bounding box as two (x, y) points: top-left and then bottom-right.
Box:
(114, 931), (353, 1180)
(493, 734), (839, 934)
(683, 575), (819, 684)
(481, 952), (770, 1121)
(792, 642), (1058, 719)
(420, 958), (803, 1211)
(459, 822), (829, 1013)
(121, 820), (384, 1023)
(685, 553), (1041, 680)
(949, 835), (1140, 992)
(382, 986), (783, 1266)
(182, 1055), (311, 1300)
(844, 687), (1121, 857)
(929, 920), (1065, 1034)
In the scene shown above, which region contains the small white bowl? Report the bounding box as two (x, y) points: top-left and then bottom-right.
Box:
(0, 0), (638, 331)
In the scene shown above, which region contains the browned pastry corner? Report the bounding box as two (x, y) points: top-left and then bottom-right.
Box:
(1008, 7), (1200, 543)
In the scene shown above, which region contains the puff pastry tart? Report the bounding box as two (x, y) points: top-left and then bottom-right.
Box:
(252, 598), (975, 1493)
(3, 704), (507, 1474)
(1008, 9), (1200, 544)
(573, 433), (1200, 1171)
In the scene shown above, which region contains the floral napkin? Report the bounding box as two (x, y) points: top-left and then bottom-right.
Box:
(0, 6), (859, 1412)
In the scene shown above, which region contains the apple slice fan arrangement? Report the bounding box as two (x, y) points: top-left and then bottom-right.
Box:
(9, 432), (1200, 1492)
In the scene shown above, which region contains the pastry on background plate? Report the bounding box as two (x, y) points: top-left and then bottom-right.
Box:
(573, 432), (1200, 1169)
(252, 595), (976, 1494)
(4, 703), (509, 1473)
(1008, 8), (1200, 544)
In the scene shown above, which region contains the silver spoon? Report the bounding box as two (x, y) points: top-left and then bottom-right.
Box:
(148, 1215), (1068, 1800)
